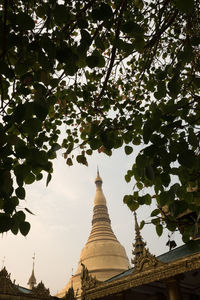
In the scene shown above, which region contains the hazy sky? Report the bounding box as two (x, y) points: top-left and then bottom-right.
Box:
(1, 147), (182, 295)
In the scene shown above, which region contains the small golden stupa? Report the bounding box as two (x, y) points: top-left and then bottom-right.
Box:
(27, 254), (36, 290)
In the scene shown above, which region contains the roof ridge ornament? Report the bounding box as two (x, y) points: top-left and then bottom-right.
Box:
(32, 281), (50, 298)
(81, 263), (101, 295)
(132, 212), (158, 271)
(0, 267), (19, 295)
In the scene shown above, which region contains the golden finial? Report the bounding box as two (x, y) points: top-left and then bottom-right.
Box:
(134, 211), (140, 235)
(95, 166), (102, 185)
(32, 253), (35, 268)
(2, 256), (5, 269)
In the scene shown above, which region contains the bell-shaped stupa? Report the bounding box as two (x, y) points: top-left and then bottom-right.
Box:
(57, 170), (130, 298)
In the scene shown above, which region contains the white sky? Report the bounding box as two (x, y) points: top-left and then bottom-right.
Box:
(0, 147), (182, 295)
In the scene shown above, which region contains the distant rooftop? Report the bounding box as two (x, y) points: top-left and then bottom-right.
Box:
(17, 285), (32, 294)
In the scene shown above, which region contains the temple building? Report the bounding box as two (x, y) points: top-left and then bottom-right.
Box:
(0, 266), (55, 299)
(57, 171), (130, 298)
(81, 212), (200, 300)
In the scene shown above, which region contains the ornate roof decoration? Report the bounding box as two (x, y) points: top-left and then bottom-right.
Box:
(28, 253), (36, 289)
(0, 267), (19, 295)
(32, 281), (50, 298)
(65, 287), (76, 300)
(82, 251), (200, 300)
(131, 212), (158, 271)
(81, 263), (101, 293)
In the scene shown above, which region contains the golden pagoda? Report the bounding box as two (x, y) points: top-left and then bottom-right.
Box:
(57, 170), (130, 298)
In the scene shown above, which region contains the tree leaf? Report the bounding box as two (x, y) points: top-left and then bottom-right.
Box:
(156, 224), (163, 236)
(46, 173), (52, 187)
(16, 13), (35, 30)
(143, 121), (153, 144)
(24, 173), (35, 184)
(66, 158), (73, 166)
(15, 187), (25, 199)
(124, 145), (133, 155)
(19, 221), (31, 236)
(140, 220), (145, 229)
(178, 150), (196, 168)
(151, 209), (160, 217)
(25, 208), (35, 215)
(173, 0), (194, 13)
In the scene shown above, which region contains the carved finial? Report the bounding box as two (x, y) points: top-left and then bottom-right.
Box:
(134, 212), (140, 236)
(132, 212), (158, 271)
(81, 263), (100, 293)
(132, 212), (146, 261)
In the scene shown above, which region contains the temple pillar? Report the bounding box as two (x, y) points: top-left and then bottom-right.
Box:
(165, 277), (182, 300)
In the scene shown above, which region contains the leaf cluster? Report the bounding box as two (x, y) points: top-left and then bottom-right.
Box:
(0, 0), (200, 241)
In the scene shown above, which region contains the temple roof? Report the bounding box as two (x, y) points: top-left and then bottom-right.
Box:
(18, 286), (32, 294)
(157, 239), (200, 263)
(105, 239), (200, 282)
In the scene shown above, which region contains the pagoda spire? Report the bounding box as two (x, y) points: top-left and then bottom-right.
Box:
(28, 253), (36, 290)
(132, 212), (157, 271)
(93, 168), (106, 207)
(97, 165), (100, 177)
(2, 256), (5, 269)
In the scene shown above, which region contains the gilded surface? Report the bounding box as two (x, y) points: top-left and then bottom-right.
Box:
(132, 247), (159, 271)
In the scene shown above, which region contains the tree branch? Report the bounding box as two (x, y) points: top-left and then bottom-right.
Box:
(96, 0), (128, 104)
